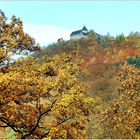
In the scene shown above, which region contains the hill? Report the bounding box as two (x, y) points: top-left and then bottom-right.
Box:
(33, 31), (140, 101)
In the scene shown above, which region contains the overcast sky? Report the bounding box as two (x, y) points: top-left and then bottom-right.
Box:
(1, 1), (140, 46)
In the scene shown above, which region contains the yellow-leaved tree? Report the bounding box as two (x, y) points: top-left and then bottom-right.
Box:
(93, 64), (140, 139)
(0, 10), (40, 69)
(0, 54), (97, 139)
(0, 10), (97, 139)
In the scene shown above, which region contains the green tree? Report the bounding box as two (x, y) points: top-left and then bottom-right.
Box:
(115, 33), (125, 44)
(127, 55), (140, 68)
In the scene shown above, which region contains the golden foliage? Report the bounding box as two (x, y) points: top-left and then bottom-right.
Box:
(0, 10), (40, 68)
(0, 53), (95, 139)
(94, 64), (140, 139)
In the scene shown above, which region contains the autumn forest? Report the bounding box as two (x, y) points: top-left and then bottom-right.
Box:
(0, 10), (140, 139)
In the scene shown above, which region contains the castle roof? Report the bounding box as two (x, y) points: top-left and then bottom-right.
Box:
(82, 26), (88, 31)
(70, 30), (82, 36)
(70, 26), (88, 36)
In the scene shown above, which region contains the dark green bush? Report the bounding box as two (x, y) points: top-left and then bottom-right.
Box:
(127, 55), (140, 68)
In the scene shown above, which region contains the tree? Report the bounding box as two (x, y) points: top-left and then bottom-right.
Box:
(94, 64), (140, 139)
(127, 55), (140, 68)
(0, 53), (96, 139)
(127, 31), (140, 42)
(0, 10), (40, 68)
(115, 33), (125, 44)
(0, 10), (96, 139)
(88, 30), (96, 40)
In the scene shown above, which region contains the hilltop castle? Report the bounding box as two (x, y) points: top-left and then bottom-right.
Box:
(70, 26), (89, 40)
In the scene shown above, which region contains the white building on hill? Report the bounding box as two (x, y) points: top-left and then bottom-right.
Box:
(70, 26), (89, 40)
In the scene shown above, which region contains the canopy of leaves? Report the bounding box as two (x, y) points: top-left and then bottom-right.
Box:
(0, 53), (97, 139)
(1, 9), (140, 139)
(0, 10), (40, 68)
(94, 64), (140, 139)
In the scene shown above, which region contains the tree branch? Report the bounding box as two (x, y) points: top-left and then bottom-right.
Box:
(21, 99), (57, 139)
(40, 115), (73, 139)
(0, 125), (8, 128)
(0, 117), (22, 133)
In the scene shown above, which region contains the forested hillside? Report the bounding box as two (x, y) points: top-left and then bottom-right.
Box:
(0, 10), (140, 139)
(34, 31), (140, 101)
